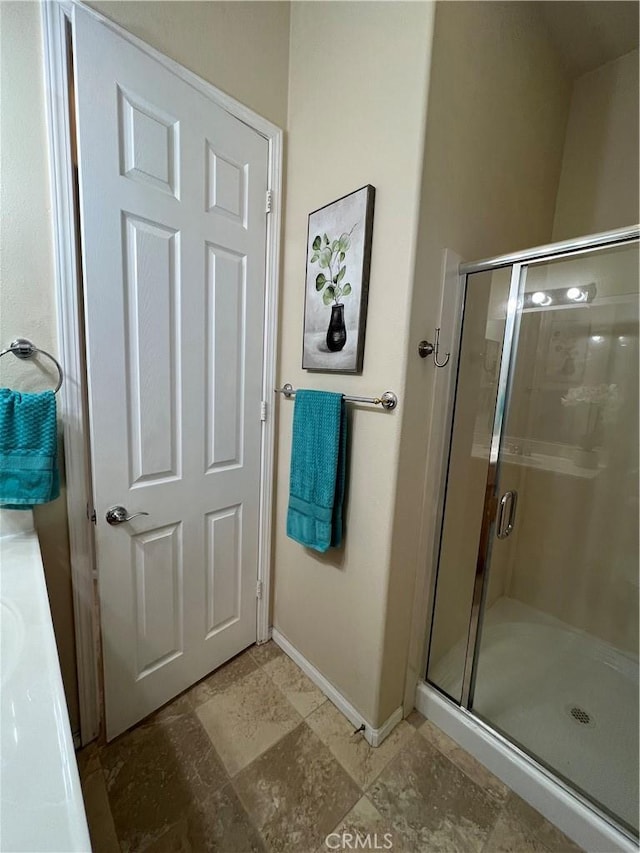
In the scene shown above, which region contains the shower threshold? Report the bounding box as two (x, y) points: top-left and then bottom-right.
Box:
(428, 597), (639, 836)
(416, 682), (638, 852)
(431, 596), (639, 826)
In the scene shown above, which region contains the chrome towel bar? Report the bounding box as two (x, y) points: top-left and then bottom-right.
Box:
(0, 338), (64, 393)
(275, 383), (398, 410)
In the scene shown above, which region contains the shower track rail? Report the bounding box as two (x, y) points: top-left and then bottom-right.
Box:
(459, 224), (639, 274)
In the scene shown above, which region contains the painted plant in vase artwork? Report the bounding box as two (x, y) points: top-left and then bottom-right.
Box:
(302, 185), (375, 373)
(311, 226), (355, 353)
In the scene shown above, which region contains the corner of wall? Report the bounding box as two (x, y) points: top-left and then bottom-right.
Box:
(273, 0), (436, 730)
(382, 0), (575, 724)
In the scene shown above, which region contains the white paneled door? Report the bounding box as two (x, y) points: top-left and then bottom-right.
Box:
(73, 8), (269, 739)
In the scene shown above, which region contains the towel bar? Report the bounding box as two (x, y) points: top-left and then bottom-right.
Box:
(0, 338), (64, 393)
(275, 383), (397, 410)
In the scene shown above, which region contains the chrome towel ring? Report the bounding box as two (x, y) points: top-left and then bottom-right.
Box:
(0, 338), (64, 394)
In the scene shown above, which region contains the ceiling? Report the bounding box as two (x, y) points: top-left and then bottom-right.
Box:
(538, 1), (640, 79)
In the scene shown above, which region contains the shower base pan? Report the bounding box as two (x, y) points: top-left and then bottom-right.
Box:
(419, 599), (638, 852)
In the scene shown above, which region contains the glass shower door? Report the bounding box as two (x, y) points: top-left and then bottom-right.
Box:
(426, 265), (513, 702)
(470, 241), (639, 835)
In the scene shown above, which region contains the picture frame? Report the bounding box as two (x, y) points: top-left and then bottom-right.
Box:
(302, 185), (375, 373)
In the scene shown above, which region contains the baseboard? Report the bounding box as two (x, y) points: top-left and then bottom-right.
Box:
(416, 681), (637, 853)
(369, 705), (404, 748)
(271, 628), (403, 748)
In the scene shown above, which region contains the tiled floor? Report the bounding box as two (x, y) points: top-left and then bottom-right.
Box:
(77, 642), (583, 853)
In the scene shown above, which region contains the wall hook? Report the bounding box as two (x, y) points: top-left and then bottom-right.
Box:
(417, 327), (450, 368)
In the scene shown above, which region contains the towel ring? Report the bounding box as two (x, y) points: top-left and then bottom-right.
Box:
(0, 338), (64, 393)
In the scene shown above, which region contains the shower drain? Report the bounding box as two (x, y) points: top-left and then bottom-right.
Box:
(566, 705), (594, 727)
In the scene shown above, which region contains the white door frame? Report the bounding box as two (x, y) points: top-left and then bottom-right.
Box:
(42, 0), (282, 746)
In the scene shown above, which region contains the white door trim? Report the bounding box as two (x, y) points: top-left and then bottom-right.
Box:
(42, 0), (100, 746)
(42, 0), (282, 745)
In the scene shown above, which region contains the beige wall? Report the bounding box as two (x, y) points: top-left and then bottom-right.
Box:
(272, 1), (434, 727)
(393, 1), (572, 714)
(553, 48), (640, 240)
(0, 0), (290, 737)
(87, 1), (291, 128)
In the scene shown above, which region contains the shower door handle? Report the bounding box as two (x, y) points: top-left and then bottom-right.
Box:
(496, 490), (518, 539)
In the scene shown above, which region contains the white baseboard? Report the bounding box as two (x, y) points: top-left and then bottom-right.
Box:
(416, 681), (637, 853)
(369, 705), (404, 748)
(271, 628), (403, 748)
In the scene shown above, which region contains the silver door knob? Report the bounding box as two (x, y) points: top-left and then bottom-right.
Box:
(105, 505), (149, 525)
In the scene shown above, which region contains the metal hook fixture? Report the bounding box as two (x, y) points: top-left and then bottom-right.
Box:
(417, 327), (450, 368)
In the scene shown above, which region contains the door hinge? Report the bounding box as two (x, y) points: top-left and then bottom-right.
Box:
(256, 579), (263, 600)
(86, 503), (96, 525)
(265, 189), (273, 214)
(260, 400), (268, 422)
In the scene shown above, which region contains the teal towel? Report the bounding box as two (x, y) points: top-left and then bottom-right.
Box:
(286, 390), (347, 552)
(0, 388), (60, 509)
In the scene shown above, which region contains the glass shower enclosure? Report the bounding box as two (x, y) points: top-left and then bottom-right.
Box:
(426, 226), (639, 839)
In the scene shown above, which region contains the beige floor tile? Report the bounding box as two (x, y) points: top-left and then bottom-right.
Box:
(306, 700), (415, 789)
(262, 653), (327, 718)
(369, 730), (502, 852)
(149, 693), (193, 723)
(320, 795), (410, 853)
(100, 710), (227, 852)
(144, 783), (265, 853)
(249, 639), (284, 667)
(195, 667), (301, 776)
(406, 708), (426, 729)
(483, 793), (584, 853)
(482, 810), (549, 853)
(76, 741), (101, 779)
(187, 648), (258, 708)
(80, 765), (121, 853)
(419, 720), (509, 804)
(234, 722), (361, 853)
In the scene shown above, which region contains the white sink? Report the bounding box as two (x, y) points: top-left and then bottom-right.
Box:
(1, 599), (25, 687)
(0, 514), (90, 852)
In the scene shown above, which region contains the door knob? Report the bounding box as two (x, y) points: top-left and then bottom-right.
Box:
(105, 506), (149, 525)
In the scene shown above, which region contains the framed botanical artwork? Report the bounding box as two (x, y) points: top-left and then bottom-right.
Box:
(302, 185), (375, 373)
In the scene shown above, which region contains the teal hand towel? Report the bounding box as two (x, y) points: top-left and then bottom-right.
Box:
(0, 388), (60, 509)
(286, 390), (347, 552)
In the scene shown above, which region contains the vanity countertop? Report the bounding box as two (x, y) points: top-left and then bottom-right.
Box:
(0, 511), (90, 852)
